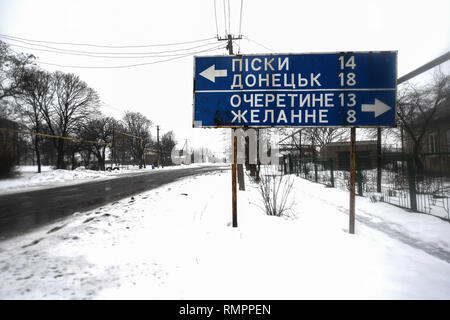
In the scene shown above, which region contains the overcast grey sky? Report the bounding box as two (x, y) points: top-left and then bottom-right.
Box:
(1, 0), (449, 153)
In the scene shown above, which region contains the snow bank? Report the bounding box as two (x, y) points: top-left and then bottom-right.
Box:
(0, 163), (225, 195)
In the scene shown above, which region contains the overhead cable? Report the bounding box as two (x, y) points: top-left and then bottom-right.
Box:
(7, 41), (221, 59)
(244, 36), (275, 53)
(239, 0), (244, 36)
(223, 0), (228, 34)
(35, 44), (226, 69)
(213, 0), (219, 38)
(3, 37), (220, 55)
(228, 0), (231, 35)
(0, 33), (215, 48)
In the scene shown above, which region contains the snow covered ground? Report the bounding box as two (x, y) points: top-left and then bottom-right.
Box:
(1, 168), (450, 299)
(302, 165), (450, 220)
(0, 164), (222, 195)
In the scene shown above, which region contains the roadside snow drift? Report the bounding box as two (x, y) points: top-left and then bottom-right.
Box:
(0, 164), (219, 195)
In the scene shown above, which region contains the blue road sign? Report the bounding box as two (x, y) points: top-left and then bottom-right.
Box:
(193, 52), (397, 127)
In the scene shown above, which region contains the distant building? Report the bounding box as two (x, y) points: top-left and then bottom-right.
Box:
(0, 118), (19, 153)
(279, 143), (316, 158)
(320, 141), (378, 170)
(0, 118), (20, 176)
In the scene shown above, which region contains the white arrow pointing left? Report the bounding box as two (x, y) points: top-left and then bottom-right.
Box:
(361, 99), (392, 118)
(199, 65), (227, 83)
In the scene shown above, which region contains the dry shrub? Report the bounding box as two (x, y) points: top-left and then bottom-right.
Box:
(256, 166), (295, 217)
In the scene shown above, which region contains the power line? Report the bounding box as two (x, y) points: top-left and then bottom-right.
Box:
(233, 40), (241, 54)
(244, 35), (275, 53)
(0, 33), (216, 49)
(0, 127), (112, 146)
(228, 0), (231, 35)
(2, 37), (220, 55)
(7, 41), (221, 59)
(238, 0), (244, 53)
(223, 0), (228, 35)
(101, 102), (125, 114)
(239, 0), (244, 36)
(35, 44), (226, 69)
(37, 45), (224, 69)
(213, 0), (219, 38)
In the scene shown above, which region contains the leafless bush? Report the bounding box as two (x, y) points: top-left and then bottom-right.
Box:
(342, 170), (369, 192)
(386, 171), (408, 190)
(417, 177), (445, 196)
(257, 166), (295, 217)
(343, 171), (350, 191)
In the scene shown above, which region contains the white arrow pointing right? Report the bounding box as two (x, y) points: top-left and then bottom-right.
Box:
(199, 64), (227, 83)
(361, 99), (392, 117)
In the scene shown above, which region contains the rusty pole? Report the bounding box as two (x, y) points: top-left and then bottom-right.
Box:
(225, 34), (238, 227)
(349, 127), (356, 234)
(232, 130), (238, 227)
(377, 128), (382, 193)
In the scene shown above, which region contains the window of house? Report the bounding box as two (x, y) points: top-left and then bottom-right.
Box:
(428, 132), (438, 153)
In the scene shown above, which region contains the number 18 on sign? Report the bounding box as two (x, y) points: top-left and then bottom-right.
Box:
(193, 51), (397, 127)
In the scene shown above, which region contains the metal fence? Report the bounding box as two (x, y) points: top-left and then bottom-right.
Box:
(280, 153), (450, 220)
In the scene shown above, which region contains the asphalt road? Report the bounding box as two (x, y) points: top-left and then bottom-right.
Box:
(0, 165), (228, 240)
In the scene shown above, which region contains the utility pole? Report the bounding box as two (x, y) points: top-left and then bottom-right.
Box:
(184, 139), (190, 164)
(223, 35), (245, 191)
(219, 33), (242, 227)
(397, 51), (450, 84)
(227, 35), (238, 227)
(111, 124), (115, 167)
(157, 125), (161, 167)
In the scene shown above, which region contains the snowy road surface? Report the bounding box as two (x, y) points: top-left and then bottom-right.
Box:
(0, 164), (227, 240)
(0, 169), (449, 299)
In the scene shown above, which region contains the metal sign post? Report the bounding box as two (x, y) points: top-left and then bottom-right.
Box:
(349, 127), (356, 234)
(232, 129), (237, 227)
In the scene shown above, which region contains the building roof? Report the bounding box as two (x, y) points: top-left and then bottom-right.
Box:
(411, 97), (450, 127)
(323, 140), (377, 148)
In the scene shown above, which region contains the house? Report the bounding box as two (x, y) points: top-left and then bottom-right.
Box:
(404, 98), (450, 175)
(0, 118), (19, 153)
(0, 118), (20, 176)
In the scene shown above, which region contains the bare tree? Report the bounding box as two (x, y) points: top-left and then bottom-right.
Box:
(0, 40), (35, 102)
(39, 71), (99, 169)
(304, 128), (349, 155)
(0, 99), (22, 121)
(279, 127), (348, 158)
(161, 130), (176, 166)
(18, 69), (54, 172)
(122, 111), (152, 168)
(110, 121), (129, 167)
(80, 116), (116, 170)
(397, 71), (450, 175)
